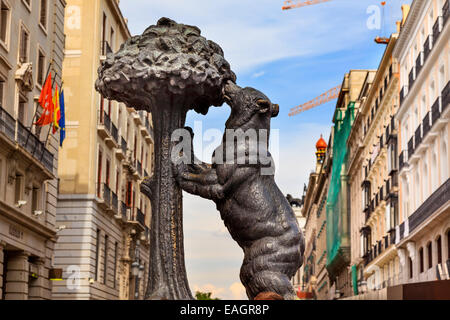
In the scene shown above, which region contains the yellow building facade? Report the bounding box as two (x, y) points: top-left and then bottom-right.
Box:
(52, 0), (154, 300)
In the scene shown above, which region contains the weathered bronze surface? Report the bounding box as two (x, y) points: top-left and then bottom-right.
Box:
(175, 82), (305, 300)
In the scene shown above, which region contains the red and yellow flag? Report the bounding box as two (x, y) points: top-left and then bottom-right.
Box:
(52, 84), (61, 134)
(35, 73), (54, 127)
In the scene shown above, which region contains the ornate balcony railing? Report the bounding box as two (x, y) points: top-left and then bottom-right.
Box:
(443, 80), (450, 107)
(111, 190), (118, 213)
(423, 35), (432, 62)
(408, 137), (414, 159)
(111, 122), (118, 143)
(414, 124), (422, 149)
(399, 150), (408, 171)
(103, 111), (111, 135)
(431, 96), (442, 126)
(409, 178), (450, 233)
(121, 201), (128, 220)
(433, 16), (443, 44)
(136, 208), (146, 227)
(0, 106), (53, 172)
(415, 51), (424, 77)
(422, 112), (431, 137)
(103, 183), (111, 207)
(0, 105), (16, 141)
(444, 0), (449, 23)
(137, 160), (143, 176)
(121, 137), (127, 154)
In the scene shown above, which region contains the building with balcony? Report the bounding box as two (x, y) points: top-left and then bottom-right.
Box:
(346, 33), (402, 298)
(393, 0), (450, 290)
(326, 70), (375, 299)
(53, 0), (154, 300)
(0, 0), (66, 300)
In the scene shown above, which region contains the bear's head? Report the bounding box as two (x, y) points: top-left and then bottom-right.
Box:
(223, 81), (279, 129)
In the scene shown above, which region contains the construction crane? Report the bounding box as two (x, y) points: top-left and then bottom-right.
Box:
(282, 0), (333, 11)
(288, 85), (341, 117)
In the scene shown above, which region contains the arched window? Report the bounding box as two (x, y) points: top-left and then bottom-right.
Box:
(427, 242), (433, 270)
(409, 257), (413, 279)
(436, 236), (442, 265)
(419, 247), (424, 273)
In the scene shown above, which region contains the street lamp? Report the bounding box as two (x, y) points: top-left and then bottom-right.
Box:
(138, 264), (144, 279)
(131, 261), (140, 277)
(334, 289), (341, 300)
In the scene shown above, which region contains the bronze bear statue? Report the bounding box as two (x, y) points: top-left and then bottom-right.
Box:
(174, 81), (305, 300)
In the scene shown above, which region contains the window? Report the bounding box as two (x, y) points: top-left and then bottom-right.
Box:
(427, 242), (432, 269)
(95, 229), (101, 281)
(103, 234), (108, 284)
(113, 242), (118, 288)
(448, 230), (450, 260)
(19, 24), (30, 63)
(419, 247), (424, 273)
(39, 0), (47, 30)
(115, 170), (120, 195)
(18, 94), (27, 124)
(37, 49), (45, 86)
(0, 0), (11, 46)
(110, 27), (115, 51)
(99, 96), (105, 123)
(101, 13), (106, 55)
(436, 236), (442, 265)
(0, 77), (5, 106)
(105, 159), (110, 187)
(388, 140), (398, 173)
(97, 149), (102, 197)
(126, 181), (132, 207)
(15, 174), (23, 204)
(31, 186), (40, 214)
(389, 198), (398, 229)
(408, 257), (413, 279)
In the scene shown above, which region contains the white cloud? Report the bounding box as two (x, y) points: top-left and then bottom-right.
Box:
(252, 71), (266, 78)
(119, 0), (388, 74)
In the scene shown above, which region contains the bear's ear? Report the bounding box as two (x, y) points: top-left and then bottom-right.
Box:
(256, 99), (271, 114)
(272, 104), (279, 118)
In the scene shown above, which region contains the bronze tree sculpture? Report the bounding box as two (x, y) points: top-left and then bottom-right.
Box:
(175, 81), (305, 300)
(96, 17), (235, 300)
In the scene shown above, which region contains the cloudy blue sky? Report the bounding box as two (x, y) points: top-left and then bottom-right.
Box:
(119, 0), (411, 299)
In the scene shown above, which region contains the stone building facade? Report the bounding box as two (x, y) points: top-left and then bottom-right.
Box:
(326, 70), (375, 299)
(394, 0), (449, 287)
(298, 135), (332, 299)
(0, 0), (66, 300)
(347, 33), (402, 296)
(52, 0), (153, 300)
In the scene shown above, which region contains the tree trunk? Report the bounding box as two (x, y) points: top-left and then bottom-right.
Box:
(142, 94), (193, 300)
